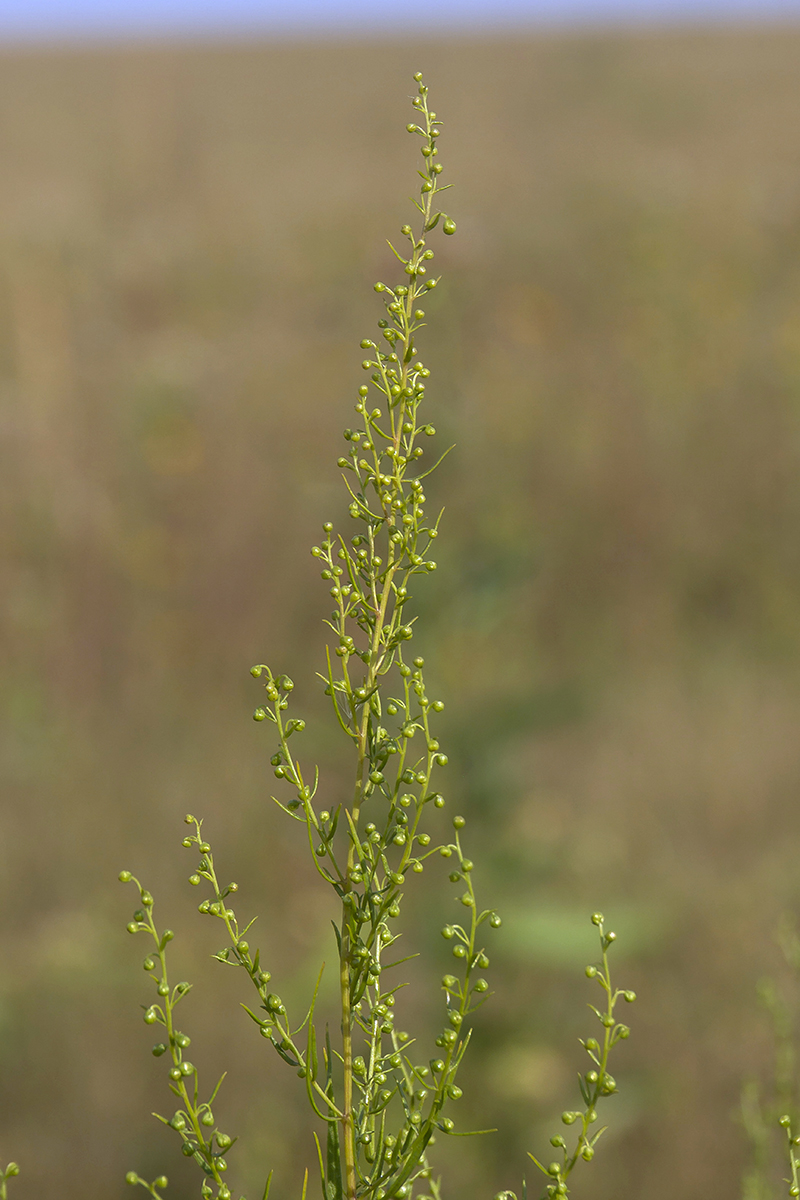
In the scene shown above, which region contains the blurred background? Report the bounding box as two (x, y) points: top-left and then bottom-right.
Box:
(4, 6), (800, 1199)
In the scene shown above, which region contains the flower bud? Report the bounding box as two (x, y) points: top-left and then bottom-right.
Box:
(443, 218), (456, 235)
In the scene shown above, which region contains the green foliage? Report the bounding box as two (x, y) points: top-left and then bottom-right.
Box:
(113, 74), (632, 1200)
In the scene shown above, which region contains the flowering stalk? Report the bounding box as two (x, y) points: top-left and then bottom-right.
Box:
(117, 73), (632, 1200)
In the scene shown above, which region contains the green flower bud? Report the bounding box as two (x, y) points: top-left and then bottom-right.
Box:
(127, 921), (139, 934)
(591, 912), (604, 926)
(489, 913), (502, 928)
(561, 1111), (579, 1125)
(453, 815), (465, 829)
(126, 1172), (138, 1185)
(548, 1163), (561, 1177)
(217, 1134), (232, 1150)
(443, 218), (456, 235)
(201, 1111), (214, 1126)
(585, 966), (598, 978)
(442, 925), (455, 939)
(253, 708), (267, 721)
(473, 979), (488, 992)
(119, 870), (132, 883)
(623, 990), (636, 1002)
(155, 1179), (168, 1191)
(152, 1043), (167, 1056)
(581, 1146), (594, 1162)
(181, 1142), (195, 1156)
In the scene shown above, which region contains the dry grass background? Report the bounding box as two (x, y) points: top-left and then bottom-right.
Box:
(3, 28), (800, 1199)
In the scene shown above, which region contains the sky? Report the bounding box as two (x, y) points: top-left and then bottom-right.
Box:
(0, 0), (798, 40)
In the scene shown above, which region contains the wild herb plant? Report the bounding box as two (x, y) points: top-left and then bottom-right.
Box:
(0, 1164), (19, 1200)
(741, 920), (800, 1200)
(114, 74), (633, 1200)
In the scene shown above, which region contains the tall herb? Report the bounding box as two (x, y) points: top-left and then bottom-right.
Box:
(113, 74), (633, 1200)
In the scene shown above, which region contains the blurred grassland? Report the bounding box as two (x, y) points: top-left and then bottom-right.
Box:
(4, 28), (800, 1200)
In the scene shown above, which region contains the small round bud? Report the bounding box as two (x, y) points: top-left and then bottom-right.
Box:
(443, 218), (456, 235)
(126, 1172), (138, 1185)
(490, 913), (502, 928)
(473, 978), (488, 992)
(442, 925), (455, 939)
(591, 912), (604, 926)
(624, 990), (636, 1002)
(155, 1179), (168, 1190)
(127, 921), (138, 934)
(548, 1163), (560, 1177)
(581, 1146), (594, 1162)
(119, 870), (132, 883)
(585, 966), (598, 978)
(453, 815), (465, 829)
(250, 665), (263, 677)
(152, 1043), (167, 1056)
(561, 1111), (578, 1125)
(781, 1114), (792, 1128)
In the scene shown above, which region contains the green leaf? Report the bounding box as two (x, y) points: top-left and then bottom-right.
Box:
(325, 1116), (343, 1200)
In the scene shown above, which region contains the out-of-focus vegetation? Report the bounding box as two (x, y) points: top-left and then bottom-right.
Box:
(2, 29), (800, 1200)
